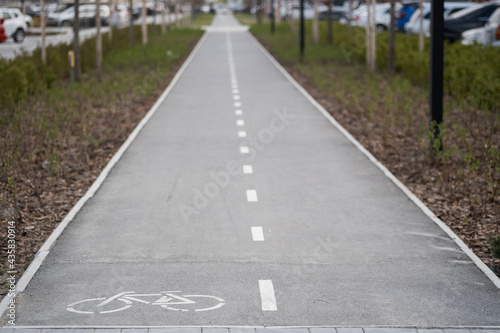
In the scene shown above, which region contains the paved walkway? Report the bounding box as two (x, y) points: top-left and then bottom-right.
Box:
(2, 14), (500, 328)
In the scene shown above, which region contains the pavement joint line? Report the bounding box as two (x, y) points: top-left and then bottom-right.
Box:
(240, 146), (250, 154)
(258, 280), (277, 311)
(238, 131), (247, 138)
(4, 328), (500, 330)
(246, 31), (500, 290)
(0, 30), (213, 320)
(252, 226), (265, 241)
(243, 165), (253, 174)
(246, 190), (258, 202)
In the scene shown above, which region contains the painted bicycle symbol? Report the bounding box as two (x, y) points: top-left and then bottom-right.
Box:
(67, 291), (226, 314)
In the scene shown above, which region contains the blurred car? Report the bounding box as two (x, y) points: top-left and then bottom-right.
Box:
(395, 2), (419, 31)
(405, 2), (475, 36)
(444, 0), (500, 41)
(345, 3), (402, 31)
(281, 1), (327, 20)
(461, 5), (500, 45)
(110, 4), (130, 28)
(47, 4), (110, 28)
(0, 18), (7, 43)
(0, 7), (28, 43)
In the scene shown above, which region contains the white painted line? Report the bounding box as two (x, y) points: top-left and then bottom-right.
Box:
(252, 226), (265, 241)
(235, 110), (243, 116)
(233, 95), (240, 100)
(236, 119), (245, 126)
(238, 131), (247, 138)
(249, 32), (500, 290)
(243, 165), (253, 174)
(233, 89), (239, 94)
(240, 146), (250, 154)
(232, 84), (238, 89)
(231, 80), (238, 84)
(234, 102), (242, 107)
(0, 32), (212, 319)
(246, 189), (258, 202)
(259, 280), (277, 311)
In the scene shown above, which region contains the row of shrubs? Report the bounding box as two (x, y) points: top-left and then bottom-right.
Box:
(0, 25), (145, 112)
(251, 22), (500, 113)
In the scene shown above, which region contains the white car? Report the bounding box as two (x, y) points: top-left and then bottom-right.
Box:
(405, 2), (475, 36)
(48, 4), (110, 27)
(0, 7), (28, 43)
(281, 1), (328, 20)
(346, 3), (402, 31)
(110, 4), (130, 28)
(461, 6), (500, 45)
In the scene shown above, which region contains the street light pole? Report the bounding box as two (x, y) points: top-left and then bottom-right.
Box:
(430, 0), (444, 150)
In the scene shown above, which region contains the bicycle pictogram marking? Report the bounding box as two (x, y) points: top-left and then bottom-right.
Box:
(67, 291), (226, 314)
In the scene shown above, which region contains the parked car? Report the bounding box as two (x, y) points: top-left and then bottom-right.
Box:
(281, 1), (328, 20)
(405, 2), (475, 36)
(345, 3), (402, 31)
(444, 0), (500, 41)
(0, 18), (8, 43)
(395, 2), (419, 31)
(461, 6), (500, 45)
(47, 4), (110, 28)
(110, 4), (130, 28)
(0, 7), (28, 43)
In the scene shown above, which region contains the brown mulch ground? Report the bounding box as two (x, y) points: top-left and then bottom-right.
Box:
(280, 63), (500, 277)
(0, 56), (187, 299)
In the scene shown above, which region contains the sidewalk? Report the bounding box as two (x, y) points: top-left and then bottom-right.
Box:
(2, 14), (500, 328)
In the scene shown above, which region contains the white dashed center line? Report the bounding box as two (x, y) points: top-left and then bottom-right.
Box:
(233, 89), (239, 94)
(243, 165), (253, 174)
(246, 190), (258, 202)
(235, 110), (243, 116)
(236, 119), (245, 126)
(240, 146), (250, 154)
(259, 280), (277, 311)
(252, 227), (265, 241)
(238, 131), (247, 138)
(233, 95), (240, 100)
(234, 102), (242, 107)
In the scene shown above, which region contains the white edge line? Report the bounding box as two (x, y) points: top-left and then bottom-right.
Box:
(0, 31), (210, 318)
(5, 326), (500, 329)
(247, 32), (500, 290)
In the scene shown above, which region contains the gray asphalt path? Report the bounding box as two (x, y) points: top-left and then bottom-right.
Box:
(3, 14), (500, 327)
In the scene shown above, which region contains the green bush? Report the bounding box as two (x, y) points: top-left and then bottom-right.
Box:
(251, 21), (500, 113)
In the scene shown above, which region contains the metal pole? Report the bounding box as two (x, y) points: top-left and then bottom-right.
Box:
(430, 0), (444, 150)
(129, 0), (134, 45)
(299, 0), (304, 61)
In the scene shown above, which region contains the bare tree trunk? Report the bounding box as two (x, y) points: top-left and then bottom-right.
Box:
(365, 1), (371, 69)
(312, 0), (319, 43)
(370, 0), (376, 71)
(348, 0), (353, 35)
(166, 1), (170, 28)
(276, 0), (281, 23)
(142, 0), (148, 44)
(327, 0), (332, 44)
(418, 0), (424, 53)
(73, 0), (81, 80)
(175, 0), (180, 28)
(161, 2), (167, 34)
(108, 0), (113, 42)
(388, 0), (395, 72)
(96, 0), (103, 81)
(289, 0), (295, 32)
(41, 0), (46, 64)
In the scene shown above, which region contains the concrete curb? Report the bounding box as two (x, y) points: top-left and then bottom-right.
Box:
(0, 30), (210, 320)
(246, 32), (500, 290)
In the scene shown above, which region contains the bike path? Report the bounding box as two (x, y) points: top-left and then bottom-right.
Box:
(3, 14), (500, 327)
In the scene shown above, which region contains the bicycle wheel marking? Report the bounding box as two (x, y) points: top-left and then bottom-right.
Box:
(66, 291), (226, 314)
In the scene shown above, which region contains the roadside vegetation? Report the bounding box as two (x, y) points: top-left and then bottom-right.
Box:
(249, 21), (500, 274)
(0, 24), (205, 298)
